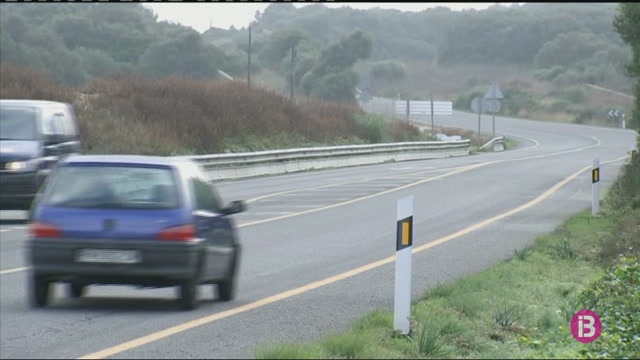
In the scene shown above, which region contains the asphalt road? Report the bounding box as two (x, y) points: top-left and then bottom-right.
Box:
(0, 111), (636, 359)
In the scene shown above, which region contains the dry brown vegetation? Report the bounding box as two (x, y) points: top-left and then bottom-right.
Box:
(1, 63), (430, 155)
(0, 64), (75, 103)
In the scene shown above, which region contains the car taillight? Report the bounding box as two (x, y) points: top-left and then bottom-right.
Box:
(156, 224), (196, 242)
(29, 221), (62, 238)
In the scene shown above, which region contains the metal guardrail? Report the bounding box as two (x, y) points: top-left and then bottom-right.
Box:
(479, 136), (505, 151)
(183, 140), (470, 181)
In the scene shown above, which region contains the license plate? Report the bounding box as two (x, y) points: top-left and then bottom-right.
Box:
(76, 249), (141, 264)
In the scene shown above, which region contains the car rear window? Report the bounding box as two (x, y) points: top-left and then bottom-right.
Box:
(44, 164), (181, 209)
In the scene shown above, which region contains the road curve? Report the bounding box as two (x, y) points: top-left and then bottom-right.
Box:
(0, 111), (636, 359)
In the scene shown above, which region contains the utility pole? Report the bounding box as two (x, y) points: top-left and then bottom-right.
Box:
(430, 91), (434, 129)
(492, 84), (496, 137)
(247, 26), (252, 88)
(477, 100), (482, 145)
(290, 45), (296, 100)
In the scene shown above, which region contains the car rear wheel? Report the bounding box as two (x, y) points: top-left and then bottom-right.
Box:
(31, 275), (52, 308)
(179, 279), (199, 311)
(68, 282), (86, 298)
(218, 245), (240, 302)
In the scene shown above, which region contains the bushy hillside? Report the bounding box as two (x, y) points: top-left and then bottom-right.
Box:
(0, 3), (636, 126)
(216, 3), (632, 94)
(0, 3), (243, 86)
(0, 63), (425, 155)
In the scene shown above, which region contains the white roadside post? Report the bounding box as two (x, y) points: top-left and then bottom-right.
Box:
(592, 157), (600, 216)
(394, 196), (413, 335)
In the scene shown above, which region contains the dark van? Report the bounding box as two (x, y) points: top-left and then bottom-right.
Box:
(0, 100), (81, 210)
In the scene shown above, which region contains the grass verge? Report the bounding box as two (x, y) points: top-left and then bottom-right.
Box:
(255, 203), (639, 359)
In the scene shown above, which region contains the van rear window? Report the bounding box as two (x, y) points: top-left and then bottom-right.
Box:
(0, 107), (38, 140)
(44, 165), (181, 209)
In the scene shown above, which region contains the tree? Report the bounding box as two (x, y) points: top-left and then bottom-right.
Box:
(308, 69), (360, 102)
(300, 30), (372, 103)
(369, 60), (406, 92)
(533, 32), (607, 70)
(259, 3), (297, 29)
(2, 15), (28, 43)
(72, 47), (122, 78)
(137, 30), (220, 79)
(312, 30), (372, 77)
(613, 3), (640, 131)
(259, 28), (308, 67)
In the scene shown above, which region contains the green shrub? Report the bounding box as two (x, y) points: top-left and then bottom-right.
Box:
(492, 298), (522, 329)
(322, 332), (368, 359)
(552, 236), (579, 261)
(503, 88), (539, 116)
(255, 344), (321, 359)
(578, 257), (640, 359)
(355, 113), (390, 143)
(606, 159), (640, 212)
(453, 88), (484, 111)
(548, 99), (571, 112)
(413, 320), (451, 358)
(560, 86), (586, 104)
(513, 246), (533, 261)
(532, 66), (565, 81)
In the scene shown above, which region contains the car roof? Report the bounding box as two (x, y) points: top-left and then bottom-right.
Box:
(0, 99), (70, 108)
(62, 154), (194, 167)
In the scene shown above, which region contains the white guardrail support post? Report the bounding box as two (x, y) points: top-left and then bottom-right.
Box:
(394, 195), (413, 335)
(592, 157), (600, 216)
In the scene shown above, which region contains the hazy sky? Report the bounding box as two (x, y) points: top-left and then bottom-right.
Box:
(144, 3), (518, 33)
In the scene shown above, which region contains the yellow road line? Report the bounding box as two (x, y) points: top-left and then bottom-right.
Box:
(77, 154), (630, 360)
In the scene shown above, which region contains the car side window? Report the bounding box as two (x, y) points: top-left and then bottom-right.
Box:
(40, 109), (56, 136)
(51, 113), (67, 136)
(63, 106), (78, 137)
(41, 109), (67, 137)
(192, 176), (223, 212)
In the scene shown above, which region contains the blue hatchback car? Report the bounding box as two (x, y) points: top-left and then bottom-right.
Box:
(27, 155), (246, 310)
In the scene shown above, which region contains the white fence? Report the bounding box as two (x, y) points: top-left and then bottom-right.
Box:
(394, 100), (453, 116)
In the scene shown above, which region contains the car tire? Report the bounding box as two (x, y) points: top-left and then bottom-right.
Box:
(218, 245), (240, 302)
(68, 282), (86, 298)
(179, 279), (199, 311)
(31, 274), (52, 308)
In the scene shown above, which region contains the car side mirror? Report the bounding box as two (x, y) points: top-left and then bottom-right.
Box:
(44, 145), (62, 156)
(222, 200), (246, 215)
